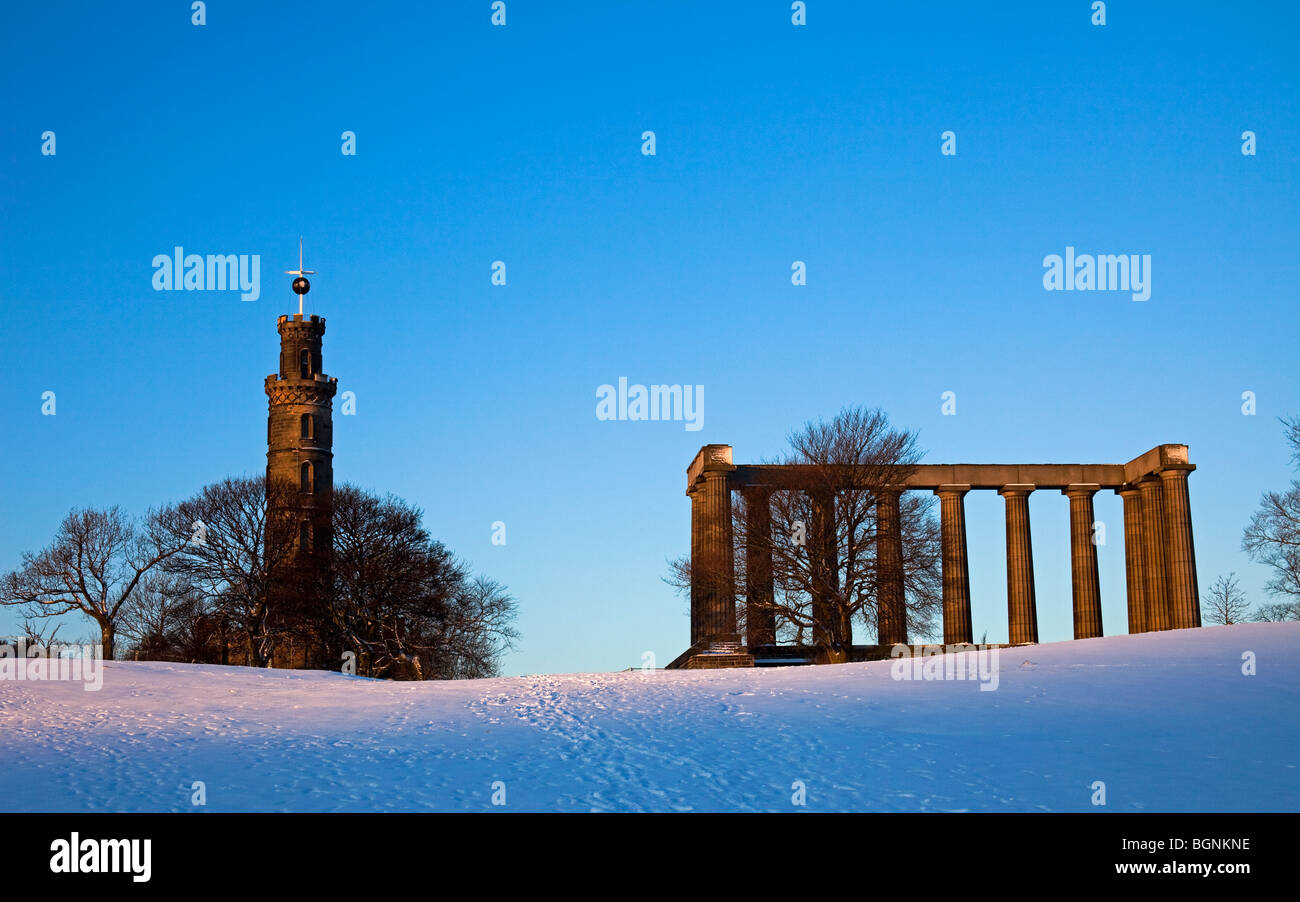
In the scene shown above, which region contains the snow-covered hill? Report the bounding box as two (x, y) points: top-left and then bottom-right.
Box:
(2, 623), (1297, 812)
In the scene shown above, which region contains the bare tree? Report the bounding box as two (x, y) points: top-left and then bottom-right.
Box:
(668, 407), (942, 662)
(1242, 415), (1300, 604)
(330, 485), (519, 680)
(118, 572), (206, 661)
(330, 485), (455, 678)
(431, 574), (520, 680)
(0, 507), (188, 658)
(155, 476), (298, 667)
(1254, 600), (1300, 622)
(1201, 573), (1250, 625)
(19, 617), (63, 648)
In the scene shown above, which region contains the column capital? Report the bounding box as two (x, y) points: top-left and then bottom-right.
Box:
(1122, 443), (1193, 484)
(1062, 483), (1101, 498)
(1157, 464), (1196, 480)
(998, 484), (1035, 497)
(934, 483), (971, 497)
(1115, 484), (1143, 498)
(687, 444), (735, 492)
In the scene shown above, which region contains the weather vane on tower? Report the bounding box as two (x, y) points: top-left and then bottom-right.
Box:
(285, 237), (315, 315)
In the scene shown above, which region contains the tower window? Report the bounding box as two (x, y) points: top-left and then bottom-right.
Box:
(300, 348), (312, 378)
(299, 520), (312, 552)
(300, 461), (314, 494)
(301, 413), (314, 440)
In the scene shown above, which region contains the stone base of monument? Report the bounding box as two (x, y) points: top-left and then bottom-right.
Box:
(681, 651), (756, 669)
(671, 638), (756, 670)
(667, 642), (1023, 669)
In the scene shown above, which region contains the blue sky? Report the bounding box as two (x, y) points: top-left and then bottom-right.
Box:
(2, 1), (1297, 675)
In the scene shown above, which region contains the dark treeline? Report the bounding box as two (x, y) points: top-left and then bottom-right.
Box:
(1, 479), (518, 680)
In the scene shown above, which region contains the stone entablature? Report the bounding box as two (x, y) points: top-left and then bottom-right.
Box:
(713, 448), (1193, 492)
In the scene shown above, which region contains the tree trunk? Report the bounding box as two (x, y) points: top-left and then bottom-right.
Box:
(99, 622), (115, 660)
(245, 627), (271, 669)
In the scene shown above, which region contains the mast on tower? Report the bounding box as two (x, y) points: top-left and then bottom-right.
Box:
(285, 237), (316, 315)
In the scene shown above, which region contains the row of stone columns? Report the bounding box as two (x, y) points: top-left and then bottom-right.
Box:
(689, 468), (1199, 650)
(689, 478), (905, 650)
(931, 475), (1197, 645)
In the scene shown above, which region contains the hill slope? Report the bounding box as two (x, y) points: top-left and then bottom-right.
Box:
(2, 623), (1297, 812)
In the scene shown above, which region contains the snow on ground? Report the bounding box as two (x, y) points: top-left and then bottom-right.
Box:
(1, 623), (1297, 812)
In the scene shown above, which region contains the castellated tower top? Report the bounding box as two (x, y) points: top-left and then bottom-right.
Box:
(268, 314), (335, 387)
(268, 244), (333, 389)
(277, 312), (326, 332)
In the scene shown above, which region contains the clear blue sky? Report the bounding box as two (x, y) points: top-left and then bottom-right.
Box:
(2, 1), (1297, 675)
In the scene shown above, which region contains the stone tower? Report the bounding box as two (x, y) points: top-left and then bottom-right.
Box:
(264, 291), (337, 649)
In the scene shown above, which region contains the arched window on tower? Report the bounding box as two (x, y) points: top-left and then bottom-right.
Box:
(300, 348), (312, 378)
(299, 520), (312, 553)
(301, 413), (314, 440)
(300, 461), (314, 494)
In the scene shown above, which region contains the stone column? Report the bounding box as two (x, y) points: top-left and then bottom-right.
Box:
(1160, 466), (1201, 630)
(1116, 486), (1148, 633)
(809, 489), (844, 649)
(689, 487), (703, 646)
(876, 488), (908, 646)
(698, 469), (738, 645)
(1138, 477), (1171, 632)
(1063, 484), (1103, 639)
(742, 486), (776, 647)
(935, 485), (973, 645)
(1000, 485), (1038, 644)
